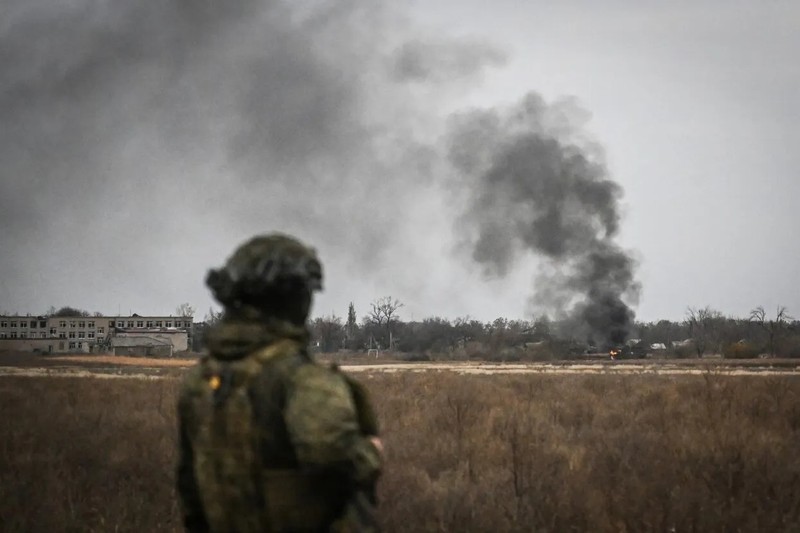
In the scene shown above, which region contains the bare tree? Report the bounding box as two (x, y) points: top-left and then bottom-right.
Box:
(365, 296), (404, 350)
(366, 297), (404, 326)
(176, 303), (195, 318)
(311, 315), (345, 353)
(204, 307), (223, 326)
(685, 306), (723, 356)
(750, 305), (793, 357)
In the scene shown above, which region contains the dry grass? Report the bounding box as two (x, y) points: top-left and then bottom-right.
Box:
(0, 377), (182, 532)
(1, 371), (800, 532)
(48, 355), (197, 367)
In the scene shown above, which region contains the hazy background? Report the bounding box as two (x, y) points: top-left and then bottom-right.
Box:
(1, 0), (798, 324)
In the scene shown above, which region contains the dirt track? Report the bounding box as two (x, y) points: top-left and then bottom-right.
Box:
(1, 359), (799, 379)
(343, 361), (800, 376)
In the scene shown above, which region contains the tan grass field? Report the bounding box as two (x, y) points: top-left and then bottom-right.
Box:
(48, 355), (198, 367)
(1, 371), (799, 531)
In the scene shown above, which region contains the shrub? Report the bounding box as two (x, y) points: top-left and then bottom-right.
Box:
(672, 343), (696, 358)
(723, 341), (761, 359)
(776, 334), (800, 358)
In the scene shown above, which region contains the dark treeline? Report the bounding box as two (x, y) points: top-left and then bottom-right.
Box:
(31, 301), (798, 359)
(306, 302), (800, 360)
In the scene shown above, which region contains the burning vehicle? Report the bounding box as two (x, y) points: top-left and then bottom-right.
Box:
(582, 340), (646, 360)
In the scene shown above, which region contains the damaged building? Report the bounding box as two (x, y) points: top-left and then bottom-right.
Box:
(0, 314), (193, 355)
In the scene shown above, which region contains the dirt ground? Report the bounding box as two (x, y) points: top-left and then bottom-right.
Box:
(0, 350), (199, 367)
(49, 355), (197, 367)
(1, 350), (799, 378)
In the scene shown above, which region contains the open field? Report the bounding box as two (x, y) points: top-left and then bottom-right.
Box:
(2, 368), (800, 532)
(49, 355), (196, 367)
(2, 350), (800, 379)
(0, 351), (200, 368)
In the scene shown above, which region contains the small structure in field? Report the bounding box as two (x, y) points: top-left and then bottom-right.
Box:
(111, 336), (173, 357)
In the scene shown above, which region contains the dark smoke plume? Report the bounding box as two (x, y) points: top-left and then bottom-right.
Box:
(448, 93), (640, 344)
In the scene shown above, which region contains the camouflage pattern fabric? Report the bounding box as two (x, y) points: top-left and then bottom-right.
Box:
(177, 318), (381, 532)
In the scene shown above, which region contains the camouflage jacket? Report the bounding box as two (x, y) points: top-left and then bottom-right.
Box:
(177, 316), (381, 532)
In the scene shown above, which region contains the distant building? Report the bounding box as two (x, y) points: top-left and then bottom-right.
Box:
(0, 314), (194, 355)
(0, 337), (62, 354)
(111, 336), (174, 357)
(115, 328), (189, 352)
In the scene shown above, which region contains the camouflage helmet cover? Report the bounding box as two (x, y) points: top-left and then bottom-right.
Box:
(206, 233), (323, 308)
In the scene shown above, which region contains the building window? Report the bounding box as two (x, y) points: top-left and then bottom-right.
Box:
(0, 321), (6, 327)
(20, 332), (27, 338)
(39, 320), (46, 328)
(98, 327), (104, 334)
(59, 321), (67, 328)
(128, 321), (135, 328)
(50, 328), (57, 336)
(109, 321), (115, 327)
(165, 321), (173, 327)
(137, 321), (144, 328)
(70, 321), (76, 328)
(10, 332), (17, 339)
(88, 332), (95, 339)
(184, 321), (192, 328)
(78, 332), (85, 339)
(78, 321), (85, 328)
(0, 333), (5, 338)
(88, 321), (94, 328)
(69, 332), (75, 339)
(155, 321), (162, 327)
(10, 321), (17, 328)
(29, 321), (36, 328)
(40, 332), (47, 338)
(59, 332), (66, 339)
(69, 342), (76, 349)
(146, 321), (153, 328)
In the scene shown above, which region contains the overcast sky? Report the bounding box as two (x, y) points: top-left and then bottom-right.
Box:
(1, 0), (798, 325)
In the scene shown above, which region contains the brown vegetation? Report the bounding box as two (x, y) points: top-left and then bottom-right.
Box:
(48, 355), (197, 367)
(1, 372), (799, 532)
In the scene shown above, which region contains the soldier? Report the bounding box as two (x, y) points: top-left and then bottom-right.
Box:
(177, 234), (382, 532)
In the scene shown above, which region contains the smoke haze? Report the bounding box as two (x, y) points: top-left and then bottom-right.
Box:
(0, 0), (641, 329)
(1, 0), (441, 310)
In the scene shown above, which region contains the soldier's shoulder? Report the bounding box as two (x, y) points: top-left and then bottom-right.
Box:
(291, 361), (350, 395)
(252, 338), (306, 363)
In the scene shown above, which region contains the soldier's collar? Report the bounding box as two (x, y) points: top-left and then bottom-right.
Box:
(206, 316), (309, 360)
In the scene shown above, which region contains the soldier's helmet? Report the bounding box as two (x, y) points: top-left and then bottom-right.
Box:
(206, 234), (323, 311)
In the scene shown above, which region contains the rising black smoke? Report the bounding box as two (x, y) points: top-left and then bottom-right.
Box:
(448, 93), (640, 344)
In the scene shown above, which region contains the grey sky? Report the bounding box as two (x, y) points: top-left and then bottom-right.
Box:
(1, 0), (798, 325)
